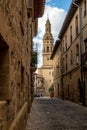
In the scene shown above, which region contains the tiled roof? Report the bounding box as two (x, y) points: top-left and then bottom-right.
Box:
(58, 0), (81, 39)
(51, 0), (82, 59)
(51, 39), (60, 59)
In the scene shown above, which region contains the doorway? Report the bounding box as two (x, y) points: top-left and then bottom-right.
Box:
(0, 35), (9, 100)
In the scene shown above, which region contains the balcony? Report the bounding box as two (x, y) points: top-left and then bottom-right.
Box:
(34, 0), (45, 19)
(30, 51), (37, 72)
(81, 52), (87, 67)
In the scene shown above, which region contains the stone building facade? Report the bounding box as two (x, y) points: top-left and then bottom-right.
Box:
(33, 73), (44, 96)
(51, 0), (87, 106)
(38, 17), (54, 96)
(0, 0), (45, 130)
(51, 40), (62, 98)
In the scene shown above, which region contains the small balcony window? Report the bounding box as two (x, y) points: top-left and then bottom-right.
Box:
(84, 0), (86, 17)
(75, 15), (78, 36)
(66, 55), (68, 72)
(70, 50), (73, 65)
(76, 45), (79, 65)
(47, 46), (49, 52)
(70, 26), (72, 44)
(76, 54), (79, 65)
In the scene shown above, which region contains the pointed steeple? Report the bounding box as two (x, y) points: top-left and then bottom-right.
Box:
(43, 16), (53, 40)
(42, 16), (54, 66)
(45, 14), (51, 33)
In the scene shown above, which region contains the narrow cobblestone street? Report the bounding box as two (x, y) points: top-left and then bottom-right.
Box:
(26, 97), (87, 130)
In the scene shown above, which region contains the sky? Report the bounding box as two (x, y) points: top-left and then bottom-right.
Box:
(33, 0), (72, 68)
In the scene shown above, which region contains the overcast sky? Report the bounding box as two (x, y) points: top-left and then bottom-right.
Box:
(33, 0), (72, 68)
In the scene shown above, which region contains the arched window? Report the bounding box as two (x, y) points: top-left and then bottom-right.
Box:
(47, 46), (49, 52)
(44, 47), (45, 52)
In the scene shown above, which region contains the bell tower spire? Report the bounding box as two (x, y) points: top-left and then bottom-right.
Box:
(45, 14), (51, 34)
(38, 16), (54, 97)
(42, 16), (54, 66)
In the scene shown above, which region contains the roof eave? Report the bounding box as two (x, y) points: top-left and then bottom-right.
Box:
(51, 40), (60, 59)
(34, 0), (46, 19)
(58, 0), (81, 39)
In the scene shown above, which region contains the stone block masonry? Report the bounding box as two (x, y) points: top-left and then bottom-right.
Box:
(0, 0), (46, 129)
(0, 0), (32, 130)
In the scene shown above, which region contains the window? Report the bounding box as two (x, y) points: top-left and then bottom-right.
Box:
(66, 55), (67, 71)
(70, 26), (72, 43)
(62, 40), (64, 52)
(75, 15), (78, 36)
(0, 47), (9, 100)
(84, 0), (86, 17)
(44, 47), (45, 52)
(47, 57), (49, 60)
(65, 35), (67, 51)
(76, 44), (79, 65)
(70, 50), (73, 65)
(85, 39), (87, 49)
(21, 66), (24, 92)
(47, 46), (49, 52)
(70, 72), (72, 80)
(38, 80), (39, 84)
(62, 57), (65, 73)
(28, 0), (32, 8)
(85, 39), (87, 61)
(58, 62), (59, 74)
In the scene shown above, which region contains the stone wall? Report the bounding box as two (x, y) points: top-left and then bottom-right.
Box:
(0, 0), (32, 129)
(59, 0), (87, 105)
(0, 101), (8, 130)
(63, 68), (81, 103)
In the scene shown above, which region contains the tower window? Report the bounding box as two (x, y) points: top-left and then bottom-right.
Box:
(44, 47), (45, 52)
(47, 46), (49, 52)
(47, 28), (48, 31)
(47, 57), (49, 60)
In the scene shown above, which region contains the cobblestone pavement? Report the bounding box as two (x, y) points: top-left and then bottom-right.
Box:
(26, 97), (87, 130)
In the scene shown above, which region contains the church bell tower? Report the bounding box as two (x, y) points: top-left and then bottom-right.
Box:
(43, 16), (54, 66)
(38, 16), (54, 96)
